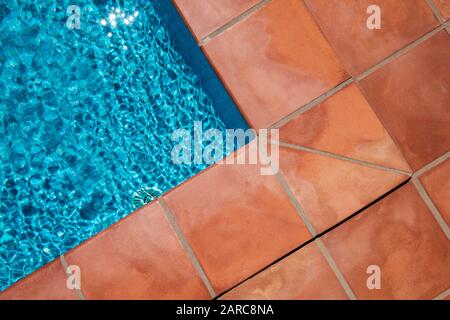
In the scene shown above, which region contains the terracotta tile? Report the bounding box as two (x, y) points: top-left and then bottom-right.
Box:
(420, 158), (450, 226)
(222, 242), (348, 300)
(323, 183), (450, 299)
(173, 0), (260, 41)
(433, 0), (450, 19)
(359, 31), (450, 171)
(0, 260), (77, 300)
(64, 201), (210, 300)
(280, 84), (411, 172)
(304, 0), (439, 75)
(279, 146), (408, 233)
(203, 0), (348, 129)
(164, 147), (311, 293)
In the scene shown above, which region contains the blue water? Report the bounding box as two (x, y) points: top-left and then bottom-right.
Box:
(0, 0), (233, 290)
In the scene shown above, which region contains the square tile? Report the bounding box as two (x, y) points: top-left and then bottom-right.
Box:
(222, 242), (348, 300)
(359, 31), (450, 170)
(64, 202), (210, 300)
(280, 84), (411, 172)
(323, 183), (450, 299)
(164, 146), (311, 293)
(420, 158), (450, 226)
(304, 0), (439, 75)
(173, 0), (260, 41)
(279, 146), (408, 233)
(203, 0), (348, 129)
(0, 260), (77, 300)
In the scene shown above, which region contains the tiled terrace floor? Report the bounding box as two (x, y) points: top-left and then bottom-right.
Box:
(1, 0), (449, 300)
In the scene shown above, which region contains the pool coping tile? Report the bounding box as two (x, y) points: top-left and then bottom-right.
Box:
(0, 259), (77, 300)
(63, 201), (211, 300)
(163, 141), (313, 294)
(201, 0), (349, 129)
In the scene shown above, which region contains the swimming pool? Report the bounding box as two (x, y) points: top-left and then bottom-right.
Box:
(0, 0), (248, 290)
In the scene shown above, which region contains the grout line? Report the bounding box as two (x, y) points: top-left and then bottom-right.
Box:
(315, 239), (357, 300)
(426, 0), (446, 23)
(413, 152), (449, 178)
(412, 178), (450, 240)
(355, 22), (449, 82)
(60, 255), (85, 300)
(275, 172), (318, 236)
(276, 141), (412, 176)
(270, 78), (354, 129)
(158, 198), (217, 298)
(199, 0), (271, 46)
(433, 288), (450, 300)
(214, 238), (316, 299)
(215, 179), (409, 299)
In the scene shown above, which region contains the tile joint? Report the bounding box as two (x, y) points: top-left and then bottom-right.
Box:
(315, 239), (357, 300)
(275, 171), (318, 236)
(425, 0), (446, 24)
(276, 140), (412, 176)
(158, 198), (217, 298)
(60, 255), (86, 300)
(199, 0), (272, 46)
(413, 151), (449, 178)
(433, 288), (450, 300)
(412, 178), (450, 240)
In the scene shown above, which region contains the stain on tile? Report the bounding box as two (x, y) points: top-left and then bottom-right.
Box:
(420, 158), (450, 226)
(304, 0), (439, 75)
(359, 31), (450, 171)
(164, 146), (311, 293)
(64, 202), (210, 300)
(173, 0), (260, 41)
(0, 260), (77, 300)
(203, 0), (348, 129)
(280, 84), (411, 172)
(222, 242), (348, 299)
(323, 183), (450, 299)
(279, 146), (408, 233)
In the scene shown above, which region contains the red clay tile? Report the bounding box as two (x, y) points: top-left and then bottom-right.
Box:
(173, 0), (259, 41)
(304, 0), (439, 75)
(203, 0), (348, 129)
(164, 147), (311, 293)
(0, 260), (78, 300)
(64, 201), (210, 300)
(323, 183), (450, 299)
(359, 31), (450, 171)
(420, 158), (450, 226)
(433, 0), (450, 19)
(279, 146), (408, 233)
(280, 84), (411, 172)
(222, 242), (348, 300)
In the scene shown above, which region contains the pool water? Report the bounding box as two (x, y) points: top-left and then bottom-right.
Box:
(0, 0), (242, 290)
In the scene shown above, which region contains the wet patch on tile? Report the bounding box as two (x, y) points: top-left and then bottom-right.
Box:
(304, 0), (439, 75)
(279, 146), (408, 233)
(359, 31), (450, 171)
(203, 0), (348, 129)
(164, 145), (311, 293)
(222, 241), (348, 300)
(323, 183), (450, 299)
(280, 84), (411, 172)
